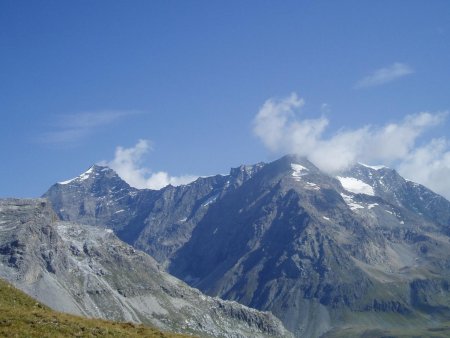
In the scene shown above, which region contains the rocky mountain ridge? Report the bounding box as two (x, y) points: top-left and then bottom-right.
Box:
(0, 198), (291, 338)
(44, 163), (265, 266)
(44, 155), (450, 337)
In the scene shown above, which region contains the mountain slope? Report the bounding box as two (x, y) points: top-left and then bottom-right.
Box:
(44, 165), (263, 266)
(44, 156), (450, 337)
(341, 163), (450, 231)
(0, 198), (291, 338)
(0, 277), (187, 338)
(170, 156), (450, 336)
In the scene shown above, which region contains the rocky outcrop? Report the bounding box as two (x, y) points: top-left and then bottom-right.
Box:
(0, 198), (292, 338)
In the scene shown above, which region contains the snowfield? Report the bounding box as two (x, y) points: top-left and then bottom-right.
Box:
(337, 176), (375, 196)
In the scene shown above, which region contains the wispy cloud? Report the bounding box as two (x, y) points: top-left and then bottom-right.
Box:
(355, 62), (414, 88)
(253, 93), (450, 199)
(38, 110), (138, 145)
(102, 139), (198, 190)
(398, 138), (450, 200)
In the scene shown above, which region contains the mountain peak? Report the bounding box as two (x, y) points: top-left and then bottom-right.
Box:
(57, 165), (117, 185)
(229, 162), (266, 181)
(357, 162), (388, 171)
(278, 154), (318, 170)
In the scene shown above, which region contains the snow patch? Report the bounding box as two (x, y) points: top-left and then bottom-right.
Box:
(358, 163), (387, 170)
(58, 166), (95, 185)
(368, 203), (378, 210)
(337, 176), (375, 196)
(340, 193), (365, 211)
(305, 182), (320, 190)
(322, 216), (330, 221)
(291, 163), (308, 181)
(78, 167), (94, 181)
(202, 194), (219, 207)
(58, 178), (77, 185)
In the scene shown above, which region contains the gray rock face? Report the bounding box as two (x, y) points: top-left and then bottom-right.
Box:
(44, 156), (450, 337)
(44, 165), (259, 266)
(0, 198), (291, 338)
(342, 163), (450, 230)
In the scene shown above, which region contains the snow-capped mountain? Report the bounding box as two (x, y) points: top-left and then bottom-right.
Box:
(44, 164), (259, 264)
(341, 163), (450, 229)
(44, 155), (450, 337)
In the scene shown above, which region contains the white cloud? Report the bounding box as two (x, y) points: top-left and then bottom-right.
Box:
(253, 93), (450, 199)
(253, 93), (305, 151)
(103, 139), (198, 190)
(39, 110), (138, 145)
(397, 138), (450, 199)
(355, 62), (414, 88)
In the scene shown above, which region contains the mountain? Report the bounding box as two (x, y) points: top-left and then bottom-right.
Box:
(44, 156), (450, 337)
(44, 164), (264, 266)
(341, 162), (450, 231)
(0, 198), (291, 338)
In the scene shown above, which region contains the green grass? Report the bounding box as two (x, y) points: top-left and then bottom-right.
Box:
(0, 278), (191, 338)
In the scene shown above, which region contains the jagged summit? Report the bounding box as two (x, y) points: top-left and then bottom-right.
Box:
(268, 154), (319, 171)
(43, 154), (450, 337)
(57, 164), (114, 185)
(357, 162), (388, 171)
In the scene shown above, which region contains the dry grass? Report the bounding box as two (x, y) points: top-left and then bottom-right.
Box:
(0, 278), (191, 338)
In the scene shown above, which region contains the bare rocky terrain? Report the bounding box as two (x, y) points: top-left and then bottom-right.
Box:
(43, 155), (450, 337)
(0, 198), (291, 338)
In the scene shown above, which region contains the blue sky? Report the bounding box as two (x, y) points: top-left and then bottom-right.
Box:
(1, 1), (450, 198)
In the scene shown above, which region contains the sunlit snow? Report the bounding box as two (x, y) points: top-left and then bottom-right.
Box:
(340, 193), (365, 211)
(337, 176), (375, 196)
(305, 182), (320, 190)
(291, 163), (308, 181)
(202, 194), (219, 207)
(358, 163), (387, 170)
(58, 166), (94, 185)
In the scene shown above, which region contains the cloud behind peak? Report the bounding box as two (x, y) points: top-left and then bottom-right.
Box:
(103, 139), (198, 190)
(253, 92), (450, 199)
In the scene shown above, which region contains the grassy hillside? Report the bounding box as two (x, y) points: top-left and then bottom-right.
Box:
(0, 278), (190, 338)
